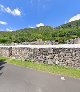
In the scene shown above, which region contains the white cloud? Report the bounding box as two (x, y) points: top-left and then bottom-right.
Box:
(6, 28), (13, 32)
(0, 21), (7, 25)
(30, 26), (35, 28)
(0, 5), (21, 16)
(69, 14), (80, 22)
(65, 21), (67, 24)
(36, 23), (45, 27)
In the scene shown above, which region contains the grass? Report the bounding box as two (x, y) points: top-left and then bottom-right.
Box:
(0, 57), (80, 79)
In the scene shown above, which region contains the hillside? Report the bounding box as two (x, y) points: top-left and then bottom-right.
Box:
(0, 20), (80, 44)
(56, 19), (80, 29)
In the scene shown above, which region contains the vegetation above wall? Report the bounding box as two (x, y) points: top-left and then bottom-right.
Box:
(0, 20), (80, 44)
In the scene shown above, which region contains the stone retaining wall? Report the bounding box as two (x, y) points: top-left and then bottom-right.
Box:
(0, 47), (80, 69)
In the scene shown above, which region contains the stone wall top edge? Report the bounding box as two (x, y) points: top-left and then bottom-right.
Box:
(0, 44), (80, 48)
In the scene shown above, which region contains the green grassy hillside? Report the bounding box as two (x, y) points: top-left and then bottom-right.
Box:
(0, 20), (80, 44)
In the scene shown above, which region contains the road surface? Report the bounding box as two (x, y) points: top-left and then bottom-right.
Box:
(0, 62), (80, 92)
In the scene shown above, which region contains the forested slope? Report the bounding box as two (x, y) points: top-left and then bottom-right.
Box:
(0, 20), (80, 44)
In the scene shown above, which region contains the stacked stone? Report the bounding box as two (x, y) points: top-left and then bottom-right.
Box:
(0, 47), (10, 57)
(0, 47), (80, 69)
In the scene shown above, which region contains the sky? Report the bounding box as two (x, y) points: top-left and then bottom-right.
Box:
(0, 0), (80, 31)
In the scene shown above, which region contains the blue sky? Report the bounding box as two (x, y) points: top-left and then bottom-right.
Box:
(0, 0), (80, 31)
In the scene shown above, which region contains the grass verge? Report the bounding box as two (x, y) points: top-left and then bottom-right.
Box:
(0, 57), (80, 79)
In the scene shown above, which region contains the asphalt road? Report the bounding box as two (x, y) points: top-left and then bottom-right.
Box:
(0, 62), (80, 92)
